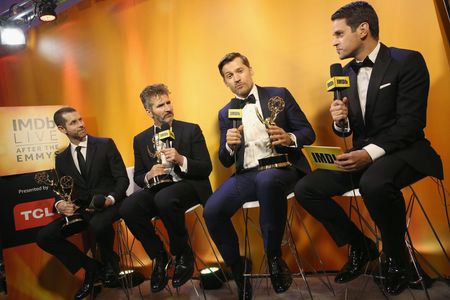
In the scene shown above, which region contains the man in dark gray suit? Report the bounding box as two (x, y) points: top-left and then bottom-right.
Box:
(37, 107), (129, 300)
(295, 1), (443, 296)
(120, 84), (212, 293)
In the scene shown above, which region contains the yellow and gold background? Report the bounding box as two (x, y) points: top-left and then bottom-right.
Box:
(0, 0), (448, 299)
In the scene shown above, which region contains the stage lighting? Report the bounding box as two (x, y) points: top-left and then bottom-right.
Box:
(199, 266), (225, 290)
(0, 25), (26, 46)
(38, 0), (57, 22)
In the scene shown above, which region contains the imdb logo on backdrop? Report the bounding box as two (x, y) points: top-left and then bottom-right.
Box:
(0, 106), (68, 176)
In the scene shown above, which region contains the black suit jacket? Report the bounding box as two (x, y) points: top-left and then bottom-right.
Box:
(55, 135), (129, 208)
(218, 85), (316, 174)
(337, 43), (443, 179)
(133, 120), (213, 204)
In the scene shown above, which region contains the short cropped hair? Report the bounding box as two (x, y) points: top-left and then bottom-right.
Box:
(331, 1), (379, 39)
(54, 107), (76, 128)
(218, 52), (251, 77)
(140, 84), (170, 110)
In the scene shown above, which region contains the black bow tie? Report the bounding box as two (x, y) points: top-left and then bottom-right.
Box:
(241, 94), (256, 106)
(350, 57), (374, 73)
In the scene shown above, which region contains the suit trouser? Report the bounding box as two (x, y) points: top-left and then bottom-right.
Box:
(36, 205), (120, 274)
(119, 181), (198, 259)
(203, 167), (301, 266)
(294, 154), (423, 261)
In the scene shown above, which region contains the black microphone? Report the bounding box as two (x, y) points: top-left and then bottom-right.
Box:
(158, 122), (175, 148)
(89, 194), (106, 211)
(327, 63), (350, 100)
(228, 99), (243, 128)
(327, 64), (351, 128)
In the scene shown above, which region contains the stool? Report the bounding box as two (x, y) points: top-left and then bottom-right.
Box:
(341, 177), (448, 299)
(115, 219), (146, 299)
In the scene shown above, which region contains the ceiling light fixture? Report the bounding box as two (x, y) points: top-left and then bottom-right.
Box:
(37, 0), (57, 22)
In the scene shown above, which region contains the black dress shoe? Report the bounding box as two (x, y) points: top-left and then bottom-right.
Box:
(172, 248), (195, 288)
(74, 261), (101, 300)
(334, 238), (379, 283)
(231, 257), (252, 300)
(150, 250), (172, 293)
(268, 256), (292, 293)
(384, 257), (409, 295)
(102, 263), (121, 288)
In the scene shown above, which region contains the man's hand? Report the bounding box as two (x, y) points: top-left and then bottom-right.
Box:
(160, 148), (183, 166)
(335, 149), (372, 171)
(146, 164), (167, 180)
(330, 97), (349, 124)
(226, 125), (243, 149)
(56, 200), (78, 216)
(267, 125), (293, 146)
(104, 196), (114, 207)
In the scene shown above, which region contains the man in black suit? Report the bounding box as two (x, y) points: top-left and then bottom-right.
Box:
(36, 107), (129, 300)
(119, 84), (212, 293)
(203, 52), (315, 299)
(294, 1), (443, 296)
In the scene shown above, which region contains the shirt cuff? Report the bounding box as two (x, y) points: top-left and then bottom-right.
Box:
(225, 143), (235, 155)
(179, 156), (188, 173)
(363, 143), (386, 161)
(107, 195), (115, 205)
(287, 133), (297, 147)
(54, 200), (64, 214)
(333, 118), (351, 133)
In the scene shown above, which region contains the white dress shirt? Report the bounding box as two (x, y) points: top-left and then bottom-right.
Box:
(226, 85), (297, 169)
(335, 42), (386, 161)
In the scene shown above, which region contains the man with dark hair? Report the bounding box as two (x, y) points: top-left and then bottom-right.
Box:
(120, 84), (213, 293)
(295, 1), (442, 296)
(204, 52), (315, 299)
(37, 107), (129, 300)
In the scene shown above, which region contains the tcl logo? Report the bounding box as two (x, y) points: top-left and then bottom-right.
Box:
(14, 198), (59, 230)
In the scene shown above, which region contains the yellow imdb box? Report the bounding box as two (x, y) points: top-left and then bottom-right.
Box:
(302, 145), (344, 171)
(0, 106), (68, 176)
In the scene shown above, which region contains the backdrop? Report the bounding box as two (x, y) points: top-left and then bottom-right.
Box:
(0, 0), (449, 298)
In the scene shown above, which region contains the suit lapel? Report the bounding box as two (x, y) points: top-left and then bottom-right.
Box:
(257, 86), (271, 120)
(347, 67), (365, 126)
(85, 136), (97, 180)
(171, 120), (182, 149)
(146, 126), (158, 163)
(365, 43), (391, 120)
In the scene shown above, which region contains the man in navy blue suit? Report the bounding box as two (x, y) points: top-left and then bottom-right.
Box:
(295, 1), (443, 296)
(204, 52), (315, 299)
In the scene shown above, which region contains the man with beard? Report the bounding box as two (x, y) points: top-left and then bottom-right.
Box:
(120, 84), (212, 293)
(204, 52), (315, 299)
(37, 107), (129, 299)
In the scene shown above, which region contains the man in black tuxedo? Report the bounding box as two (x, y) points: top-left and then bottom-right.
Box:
(119, 84), (212, 293)
(36, 107), (129, 300)
(295, 1), (443, 296)
(203, 52), (315, 299)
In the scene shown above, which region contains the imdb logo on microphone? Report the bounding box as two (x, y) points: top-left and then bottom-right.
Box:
(0, 106), (68, 176)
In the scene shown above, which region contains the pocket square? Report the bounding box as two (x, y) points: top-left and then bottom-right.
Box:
(379, 83), (391, 89)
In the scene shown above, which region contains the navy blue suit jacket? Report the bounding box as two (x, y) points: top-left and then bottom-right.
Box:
(133, 120), (213, 204)
(337, 43), (443, 179)
(218, 86), (316, 174)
